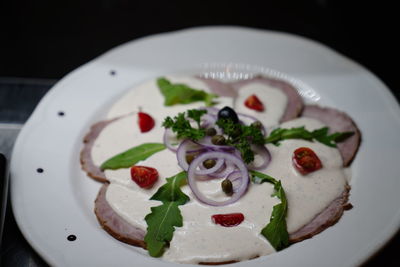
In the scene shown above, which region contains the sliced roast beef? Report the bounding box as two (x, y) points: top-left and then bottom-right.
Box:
(95, 183), (146, 248)
(196, 76), (238, 98)
(230, 76), (304, 122)
(302, 105), (361, 166)
(289, 185), (351, 243)
(80, 118), (118, 183)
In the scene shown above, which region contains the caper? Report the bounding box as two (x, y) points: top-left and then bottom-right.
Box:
(230, 126), (242, 138)
(221, 179), (233, 195)
(203, 159), (216, 169)
(186, 154), (195, 164)
(211, 135), (226, 145)
(206, 127), (217, 136)
(251, 121), (263, 129)
(217, 106), (239, 123)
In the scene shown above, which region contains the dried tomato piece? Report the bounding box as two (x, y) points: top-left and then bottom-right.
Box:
(130, 166), (159, 188)
(244, 94), (264, 112)
(211, 213), (244, 227)
(138, 112), (155, 133)
(292, 147), (322, 175)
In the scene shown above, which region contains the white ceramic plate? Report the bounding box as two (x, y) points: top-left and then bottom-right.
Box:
(10, 26), (400, 267)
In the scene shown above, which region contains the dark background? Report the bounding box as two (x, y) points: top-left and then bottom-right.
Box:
(0, 0), (398, 95)
(0, 0), (398, 266)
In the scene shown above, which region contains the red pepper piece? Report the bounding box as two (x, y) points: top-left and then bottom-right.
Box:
(244, 94), (264, 112)
(138, 112), (155, 133)
(292, 147), (323, 175)
(211, 213), (245, 227)
(130, 166), (159, 188)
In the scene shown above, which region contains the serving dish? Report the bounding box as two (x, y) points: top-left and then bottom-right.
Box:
(10, 26), (400, 266)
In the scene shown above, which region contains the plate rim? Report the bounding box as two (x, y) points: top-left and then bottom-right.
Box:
(10, 26), (400, 267)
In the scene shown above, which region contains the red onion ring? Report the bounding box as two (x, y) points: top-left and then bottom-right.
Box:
(176, 139), (206, 171)
(209, 161), (235, 178)
(247, 145), (271, 170)
(163, 128), (180, 152)
(226, 171), (243, 192)
(187, 151), (249, 206)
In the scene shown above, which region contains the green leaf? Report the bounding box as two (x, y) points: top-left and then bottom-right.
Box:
(150, 172), (189, 205)
(250, 170), (277, 185)
(250, 170), (289, 251)
(100, 143), (166, 170)
(162, 109), (206, 141)
(265, 126), (353, 148)
(157, 77), (218, 106)
(187, 109), (207, 128)
(144, 202), (183, 257)
(261, 182), (289, 251)
(216, 119), (265, 163)
(144, 172), (190, 257)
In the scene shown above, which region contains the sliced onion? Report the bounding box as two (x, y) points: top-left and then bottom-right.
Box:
(195, 157), (225, 176)
(176, 139), (205, 171)
(209, 161), (235, 178)
(187, 151), (249, 206)
(201, 113), (217, 128)
(163, 128), (180, 152)
(226, 171), (243, 192)
(247, 145), (271, 170)
(194, 137), (233, 151)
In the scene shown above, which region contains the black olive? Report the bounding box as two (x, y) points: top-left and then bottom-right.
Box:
(217, 106), (239, 123)
(221, 179), (233, 195)
(211, 135), (226, 145)
(205, 127), (217, 136)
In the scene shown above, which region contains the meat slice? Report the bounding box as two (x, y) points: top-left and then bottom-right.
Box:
(302, 105), (361, 166)
(289, 185), (352, 243)
(80, 118), (118, 183)
(95, 183), (146, 248)
(230, 76), (304, 122)
(196, 76), (238, 98)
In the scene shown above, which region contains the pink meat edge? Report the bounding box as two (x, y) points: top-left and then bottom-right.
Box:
(289, 185), (352, 243)
(302, 105), (362, 166)
(196, 76), (239, 98)
(230, 75), (304, 122)
(80, 117), (119, 183)
(95, 183), (146, 248)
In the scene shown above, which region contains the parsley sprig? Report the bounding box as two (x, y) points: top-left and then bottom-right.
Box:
(162, 109), (207, 141)
(265, 126), (354, 147)
(216, 119), (265, 164)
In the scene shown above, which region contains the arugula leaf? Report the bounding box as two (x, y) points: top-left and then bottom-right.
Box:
(144, 202), (183, 257)
(150, 171), (189, 205)
(157, 77), (218, 106)
(250, 170), (289, 251)
(261, 182), (289, 251)
(265, 126), (354, 148)
(100, 143), (166, 170)
(162, 109), (206, 141)
(144, 172), (190, 257)
(216, 119), (265, 163)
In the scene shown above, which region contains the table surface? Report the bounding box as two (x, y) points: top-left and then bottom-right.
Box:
(0, 0), (399, 266)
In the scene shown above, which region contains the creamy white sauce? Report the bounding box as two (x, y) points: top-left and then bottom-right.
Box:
(92, 76), (348, 264)
(235, 82), (288, 127)
(106, 75), (233, 119)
